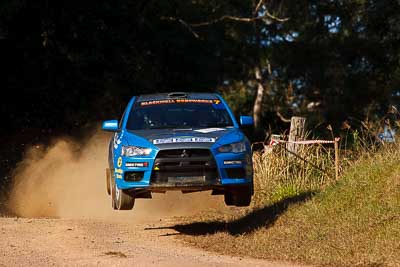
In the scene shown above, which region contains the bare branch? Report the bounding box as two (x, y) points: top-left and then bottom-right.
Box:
(254, 0), (264, 14)
(160, 16), (201, 39)
(276, 110), (291, 123)
(160, 4), (289, 39)
(189, 11), (288, 27)
(264, 10), (289, 22)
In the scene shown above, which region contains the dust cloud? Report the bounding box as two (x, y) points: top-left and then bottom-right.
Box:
(7, 129), (224, 220)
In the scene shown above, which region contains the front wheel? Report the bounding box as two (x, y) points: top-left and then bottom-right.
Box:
(233, 190), (252, 207)
(111, 177), (135, 210)
(224, 186), (252, 207)
(224, 192), (235, 206)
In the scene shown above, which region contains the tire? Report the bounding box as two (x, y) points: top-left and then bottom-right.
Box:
(224, 186), (252, 207)
(114, 179), (135, 210)
(106, 168), (111, 195)
(234, 190), (252, 207)
(110, 175), (117, 210)
(224, 192), (235, 206)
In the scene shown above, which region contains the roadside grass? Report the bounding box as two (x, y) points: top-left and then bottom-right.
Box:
(175, 143), (400, 266)
(252, 143), (336, 206)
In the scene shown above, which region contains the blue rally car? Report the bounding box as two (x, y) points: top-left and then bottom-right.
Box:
(102, 92), (254, 210)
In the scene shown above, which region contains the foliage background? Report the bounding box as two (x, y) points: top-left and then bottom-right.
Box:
(1, 0), (399, 136)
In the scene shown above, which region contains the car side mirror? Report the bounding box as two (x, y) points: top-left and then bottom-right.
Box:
(102, 120), (119, 131)
(239, 116), (254, 127)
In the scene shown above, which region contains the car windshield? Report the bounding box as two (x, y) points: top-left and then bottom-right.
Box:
(126, 102), (234, 130)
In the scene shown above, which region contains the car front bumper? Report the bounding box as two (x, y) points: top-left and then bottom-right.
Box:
(114, 149), (253, 191)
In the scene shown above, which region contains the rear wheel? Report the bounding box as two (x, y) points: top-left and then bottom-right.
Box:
(106, 168), (111, 195)
(110, 175), (117, 209)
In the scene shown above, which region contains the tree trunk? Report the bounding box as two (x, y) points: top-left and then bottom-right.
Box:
(253, 66), (265, 131)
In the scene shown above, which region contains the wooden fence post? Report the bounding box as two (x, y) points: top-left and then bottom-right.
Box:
(287, 116), (306, 156)
(334, 137), (340, 181)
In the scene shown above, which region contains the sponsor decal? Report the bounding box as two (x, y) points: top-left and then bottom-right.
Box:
(113, 132), (123, 149)
(117, 157), (123, 167)
(195, 128), (225, 133)
(153, 137), (215, 144)
(139, 99), (221, 106)
(115, 168), (123, 174)
(224, 160), (243, 165)
(126, 162), (149, 167)
(113, 133), (118, 149)
(116, 174), (123, 179)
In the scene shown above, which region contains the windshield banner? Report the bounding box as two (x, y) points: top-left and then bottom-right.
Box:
(140, 99), (221, 106)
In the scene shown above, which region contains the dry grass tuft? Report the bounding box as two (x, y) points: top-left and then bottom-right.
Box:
(253, 143), (336, 206)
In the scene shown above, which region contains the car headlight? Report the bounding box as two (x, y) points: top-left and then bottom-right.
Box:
(218, 141), (246, 153)
(121, 146), (152, 156)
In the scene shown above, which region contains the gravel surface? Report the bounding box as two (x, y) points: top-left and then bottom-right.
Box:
(1, 132), (305, 267)
(0, 216), (300, 267)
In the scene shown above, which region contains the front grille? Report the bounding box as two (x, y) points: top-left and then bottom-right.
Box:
(151, 149), (219, 185)
(225, 168), (246, 178)
(124, 171), (144, 182)
(156, 149), (211, 159)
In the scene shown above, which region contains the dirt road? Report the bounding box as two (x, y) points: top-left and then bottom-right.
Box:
(0, 213), (297, 267)
(1, 132), (300, 266)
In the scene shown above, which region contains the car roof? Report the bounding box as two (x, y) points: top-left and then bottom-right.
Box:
(136, 92), (219, 102)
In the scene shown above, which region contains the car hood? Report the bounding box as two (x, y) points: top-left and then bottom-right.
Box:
(126, 127), (244, 149)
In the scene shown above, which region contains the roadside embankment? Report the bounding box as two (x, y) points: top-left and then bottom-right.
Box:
(176, 144), (400, 266)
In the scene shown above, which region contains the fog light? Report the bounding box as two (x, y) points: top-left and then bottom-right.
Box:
(125, 162), (149, 167)
(124, 171), (144, 182)
(224, 160), (242, 165)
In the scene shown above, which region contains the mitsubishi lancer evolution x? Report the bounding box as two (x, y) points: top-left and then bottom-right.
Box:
(102, 92), (254, 210)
